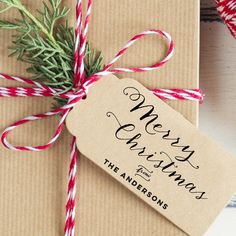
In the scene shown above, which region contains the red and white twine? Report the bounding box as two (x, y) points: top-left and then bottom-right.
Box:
(215, 0), (236, 38)
(0, 1), (204, 235)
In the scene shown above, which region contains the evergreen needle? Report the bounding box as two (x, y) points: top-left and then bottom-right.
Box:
(0, 0), (104, 107)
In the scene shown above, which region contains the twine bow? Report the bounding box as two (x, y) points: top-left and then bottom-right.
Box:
(0, 0), (203, 235)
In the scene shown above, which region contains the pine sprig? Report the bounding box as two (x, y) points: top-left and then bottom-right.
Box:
(0, 0), (103, 105)
(38, 0), (70, 35)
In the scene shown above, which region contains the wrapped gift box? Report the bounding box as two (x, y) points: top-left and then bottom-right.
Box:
(0, 0), (199, 235)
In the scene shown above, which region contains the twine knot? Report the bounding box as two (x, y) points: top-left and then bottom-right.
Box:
(0, 1), (204, 236)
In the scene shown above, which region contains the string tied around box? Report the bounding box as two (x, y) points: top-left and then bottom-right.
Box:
(0, 0), (204, 235)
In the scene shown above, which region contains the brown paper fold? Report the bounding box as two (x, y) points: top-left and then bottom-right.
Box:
(0, 0), (199, 235)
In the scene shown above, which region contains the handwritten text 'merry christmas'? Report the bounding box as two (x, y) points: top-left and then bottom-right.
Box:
(106, 86), (207, 200)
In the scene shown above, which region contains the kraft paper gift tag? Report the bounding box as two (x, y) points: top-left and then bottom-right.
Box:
(0, 0), (201, 235)
(66, 75), (236, 236)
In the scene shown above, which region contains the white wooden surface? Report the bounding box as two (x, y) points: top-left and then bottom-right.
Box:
(205, 208), (236, 236)
(200, 2), (236, 235)
(200, 23), (236, 155)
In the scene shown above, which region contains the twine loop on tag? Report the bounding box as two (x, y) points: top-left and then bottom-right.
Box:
(0, 0), (203, 235)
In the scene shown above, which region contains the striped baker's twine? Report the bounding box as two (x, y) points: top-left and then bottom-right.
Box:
(215, 0), (236, 38)
(0, 0), (204, 235)
(0, 78), (204, 101)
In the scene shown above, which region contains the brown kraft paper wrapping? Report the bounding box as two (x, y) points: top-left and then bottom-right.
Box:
(0, 0), (199, 235)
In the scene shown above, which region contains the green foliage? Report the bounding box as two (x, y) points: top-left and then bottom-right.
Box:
(0, 0), (103, 105)
(38, 0), (70, 35)
(0, 20), (20, 29)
